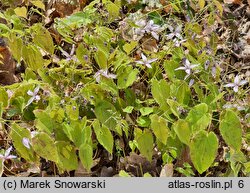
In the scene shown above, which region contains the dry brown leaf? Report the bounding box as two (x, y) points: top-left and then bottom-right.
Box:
(160, 164), (173, 177)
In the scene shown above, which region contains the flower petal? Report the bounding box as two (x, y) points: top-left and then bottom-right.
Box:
(34, 87), (40, 95)
(135, 61), (145, 65)
(6, 155), (17, 160)
(145, 63), (152, 68)
(233, 86), (239, 92)
(151, 31), (159, 40)
(239, 80), (248, 86)
(22, 138), (31, 149)
(141, 53), (147, 61)
(234, 76), (240, 84)
(224, 83), (235, 88)
(26, 97), (35, 107)
(148, 58), (158, 63)
(4, 146), (12, 157)
(27, 90), (34, 96)
(175, 66), (186, 71)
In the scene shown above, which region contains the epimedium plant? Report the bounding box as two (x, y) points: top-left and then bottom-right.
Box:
(0, 0), (249, 176)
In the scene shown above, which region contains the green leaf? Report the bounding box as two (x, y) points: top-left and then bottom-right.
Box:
(171, 80), (190, 105)
(140, 107), (154, 116)
(123, 41), (137, 55)
(117, 66), (139, 89)
(8, 34), (23, 62)
(76, 43), (89, 65)
(119, 170), (131, 177)
(198, 0), (205, 9)
(62, 119), (87, 148)
(65, 103), (79, 121)
(56, 142), (78, 171)
(123, 106), (134, 113)
(32, 132), (59, 163)
(167, 99), (180, 118)
(31, 0), (45, 10)
(32, 24), (54, 54)
(95, 50), (108, 69)
(151, 79), (170, 110)
(219, 110), (242, 151)
(0, 103), (3, 118)
(150, 114), (169, 145)
(0, 160), (3, 177)
(136, 116), (150, 127)
(173, 119), (191, 145)
(34, 110), (54, 134)
(99, 77), (118, 96)
(134, 128), (154, 161)
(0, 88), (8, 108)
(190, 130), (218, 174)
(186, 103), (211, 132)
(93, 120), (114, 154)
(10, 123), (37, 162)
(79, 144), (93, 172)
(22, 45), (44, 71)
(14, 7), (27, 18)
(94, 100), (120, 131)
(105, 1), (120, 22)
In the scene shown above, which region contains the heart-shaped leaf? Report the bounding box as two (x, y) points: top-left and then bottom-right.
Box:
(10, 123), (37, 162)
(173, 119), (191, 145)
(56, 141), (78, 171)
(186, 103), (211, 132)
(151, 79), (170, 111)
(150, 114), (169, 145)
(134, 128), (154, 161)
(219, 110), (242, 151)
(32, 132), (59, 163)
(93, 120), (114, 154)
(79, 144), (93, 172)
(190, 130), (218, 174)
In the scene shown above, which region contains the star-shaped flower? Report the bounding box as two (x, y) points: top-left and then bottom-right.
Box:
(144, 20), (163, 40)
(94, 69), (117, 83)
(26, 86), (40, 107)
(175, 58), (199, 79)
(0, 147), (17, 161)
(166, 25), (185, 47)
(135, 53), (158, 68)
(224, 75), (248, 93)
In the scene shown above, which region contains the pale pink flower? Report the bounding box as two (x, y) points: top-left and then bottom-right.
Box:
(224, 75), (248, 93)
(0, 147), (17, 160)
(136, 53), (157, 68)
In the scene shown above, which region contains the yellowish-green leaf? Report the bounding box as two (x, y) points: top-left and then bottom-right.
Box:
(93, 120), (114, 154)
(150, 114), (169, 145)
(123, 41), (137, 55)
(14, 7), (27, 18)
(79, 144), (93, 172)
(32, 132), (59, 163)
(11, 123), (37, 162)
(173, 119), (191, 145)
(198, 0), (205, 9)
(134, 128), (154, 161)
(219, 110), (242, 151)
(31, 0), (45, 10)
(8, 34), (23, 62)
(151, 79), (170, 111)
(56, 141), (78, 171)
(190, 130), (218, 174)
(22, 45), (44, 71)
(213, 0), (223, 16)
(32, 24), (54, 54)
